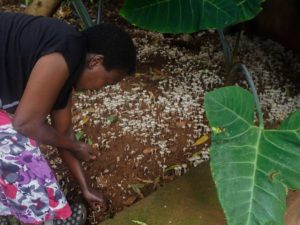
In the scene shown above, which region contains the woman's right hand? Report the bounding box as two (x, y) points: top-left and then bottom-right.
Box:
(72, 142), (95, 161)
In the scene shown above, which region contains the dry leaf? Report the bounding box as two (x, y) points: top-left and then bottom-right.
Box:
(72, 114), (81, 123)
(90, 155), (97, 160)
(153, 176), (160, 190)
(123, 196), (138, 206)
(194, 134), (209, 146)
(131, 220), (148, 225)
(163, 175), (175, 181)
(148, 91), (155, 101)
(96, 177), (108, 188)
(176, 120), (187, 128)
(134, 72), (145, 78)
(79, 116), (89, 126)
(85, 107), (96, 114)
(146, 68), (167, 81)
(136, 177), (154, 184)
(56, 6), (72, 18)
(143, 147), (156, 154)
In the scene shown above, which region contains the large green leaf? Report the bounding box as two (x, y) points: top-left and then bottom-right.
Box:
(120, 0), (265, 33)
(204, 86), (300, 225)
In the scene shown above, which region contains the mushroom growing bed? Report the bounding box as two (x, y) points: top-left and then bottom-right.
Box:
(44, 28), (300, 224)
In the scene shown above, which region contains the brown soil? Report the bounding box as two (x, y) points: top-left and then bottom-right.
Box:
(286, 191), (300, 225)
(2, 1), (300, 225)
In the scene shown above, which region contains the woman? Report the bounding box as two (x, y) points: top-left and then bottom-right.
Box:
(0, 12), (136, 225)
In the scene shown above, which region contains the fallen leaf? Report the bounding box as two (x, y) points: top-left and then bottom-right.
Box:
(176, 120), (187, 128)
(74, 91), (83, 96)
(92, 143), (99, 149)
(129, 183), (145, 199)
(107, 115), (118, 125)
(153, 176), (160, 190)
(148, 91), (155, 101)
(150, 75), (167, 81)
(143, 147), (156, 154)
(90, 154), (97, 160)
(87, 138), (93, 145)
(123, 196), (137, 206)
(96, 177), (107, 188)
(134, 72), (145, 78)
(85, 107), (96, 114)
(79, 116), (89, 126)
(163, 175), (175, 181)
(72, 114), (81, 123)
(149, 71), (167, 81)
(212, 127), (224, 134)
(194, 134), (209, 146)
(136, 177), (154, 184)
(131, 220), (148, 225)
(75, 131), (84, 141)
(56, 5), (72, 18)
(164, 164), (182, 173)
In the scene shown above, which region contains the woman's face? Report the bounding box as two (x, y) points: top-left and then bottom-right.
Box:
(74, 55), (127, 91)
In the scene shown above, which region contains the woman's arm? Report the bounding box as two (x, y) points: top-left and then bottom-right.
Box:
(50, 98), (108, 210)
(50, 98), (89, 191)
(12, 53), (90, 160)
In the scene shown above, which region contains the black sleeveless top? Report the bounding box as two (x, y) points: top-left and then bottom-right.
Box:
(0, 12), (86, 113)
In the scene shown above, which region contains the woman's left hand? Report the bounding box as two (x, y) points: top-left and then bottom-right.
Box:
(83, 188), (108, 212)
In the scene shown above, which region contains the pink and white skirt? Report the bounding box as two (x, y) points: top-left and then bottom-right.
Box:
(0, 110), (71, 224)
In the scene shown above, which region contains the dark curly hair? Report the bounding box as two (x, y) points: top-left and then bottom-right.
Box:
(82, 24), (136, 75)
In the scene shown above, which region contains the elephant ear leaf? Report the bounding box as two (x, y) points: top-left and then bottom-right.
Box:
(120, 0), (265, 33)
(279, 109), (300, 130)
(204, 86), (300, 225)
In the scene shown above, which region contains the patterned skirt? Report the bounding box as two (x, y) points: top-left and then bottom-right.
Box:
(0, 110), (71, 224)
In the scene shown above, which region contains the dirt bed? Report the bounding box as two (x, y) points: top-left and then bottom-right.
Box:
(67, 28), (299, 224)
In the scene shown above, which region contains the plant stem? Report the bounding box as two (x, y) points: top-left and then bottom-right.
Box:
(217, 29), (232, 75)
(232, 64), (264, 129)
(231, 30), (241, 67)
(96, 0), (103, 24)
(72, 0), (94, 28)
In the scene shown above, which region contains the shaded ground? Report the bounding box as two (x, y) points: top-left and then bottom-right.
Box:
(97, 162), (300, 225)
(1, 1), (300, 225)
(102, 162), (225, 225)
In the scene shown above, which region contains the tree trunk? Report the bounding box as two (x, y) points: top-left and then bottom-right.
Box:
(25, 0), (61, 16)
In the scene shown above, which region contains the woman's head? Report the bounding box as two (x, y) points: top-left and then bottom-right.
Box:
(75, 24), (136, 91)
(83, 23), (136, 75)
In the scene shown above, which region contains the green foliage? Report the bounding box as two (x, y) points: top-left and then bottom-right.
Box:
(204, 86), (300, 225)
(120, 0), (265, 33)
(21, 0), (32, 6)
(218, 29), (241, 78)
(164, 164), (182, 173)
(107, 115), (118, 125)
(87, 137), (93, 145)
(75, 130), (84, 141)
(129, 183), (145, 199)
